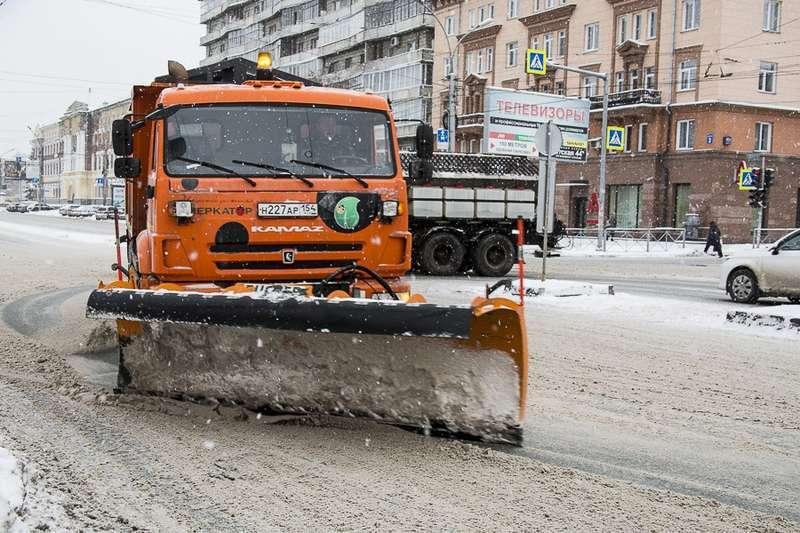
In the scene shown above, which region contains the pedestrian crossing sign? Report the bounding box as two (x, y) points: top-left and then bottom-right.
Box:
(738, 166), (757, 190)
(606, 126), (626, 151)
(526, 49), (547, 75)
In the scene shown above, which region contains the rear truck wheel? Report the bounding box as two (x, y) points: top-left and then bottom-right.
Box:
(727, 268), (760, 304)
(472, 233), (516, 277)
(420, 232), (465, 276)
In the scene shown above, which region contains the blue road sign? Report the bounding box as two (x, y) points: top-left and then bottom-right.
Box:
(706, 133), (714, 145)
(525, 49), (547, 75)
(606, 126), (625, 151)
(436, 128), (449, 144)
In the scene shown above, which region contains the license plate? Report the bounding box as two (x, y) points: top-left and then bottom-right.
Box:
(258, 203), (318, 218)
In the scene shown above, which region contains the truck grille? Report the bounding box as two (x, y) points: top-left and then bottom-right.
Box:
(210, 243), (363, 253)
(215, 260), (356, 270)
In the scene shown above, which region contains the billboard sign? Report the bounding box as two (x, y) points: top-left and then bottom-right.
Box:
(483, 87), (590, 162)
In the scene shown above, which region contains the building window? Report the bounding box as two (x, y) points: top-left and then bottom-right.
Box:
(638, 123), (648, 152)
(647, 10), (657, 39)
(469, 9), (476, 28)
(486, 47), (494, 71)
(645, 67), (655, 89)
(507, 0), (517, 18)
(544, 33), (552, 58)
(624, 125), (634, 152)
(677, 119), (695, 150)
(679, 59), (697, 90)
(444, 56), (453, 76)
(557, 30), (566, 57)
(582, 76), (597, 98)
(506, 41), (518, 67)
(465, 51), (474, 74)
(608, 185), (641, 228)
(476, 49), (483, 73)
(758, 61), (777, 93)
(585, 23), (599, 51)
(615, 71), (625, 92)
(763, 0), (780, 32)
(555, 81), (565, 94)
(673, 184), (691, 226)
(618, 15), (627, 43)
(629, 67), (639, 89)
(682, 0), (700, 31)
(755, 122), (772, 152)
(445, 15), (455, 35)
(633, 13), (642, 40)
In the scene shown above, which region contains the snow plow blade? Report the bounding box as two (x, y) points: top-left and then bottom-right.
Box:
(86, 288), (528, 445)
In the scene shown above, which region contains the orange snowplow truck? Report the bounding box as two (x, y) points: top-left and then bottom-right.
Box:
(86, 55), (529, 445)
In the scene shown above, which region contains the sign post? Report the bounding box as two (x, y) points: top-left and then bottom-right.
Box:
(534, 121), (560, 283)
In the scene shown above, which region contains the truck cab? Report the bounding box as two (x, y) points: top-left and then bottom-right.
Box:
(115, 68), (414, 296)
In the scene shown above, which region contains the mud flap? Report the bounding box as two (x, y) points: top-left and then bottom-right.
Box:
(87, 288), (527, 445)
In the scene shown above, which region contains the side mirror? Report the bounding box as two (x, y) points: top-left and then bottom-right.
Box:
(114, 157), (141, 179)
(112, 119), (133, 156)
(415, 124), (434, 160)
(771, 247), (780, 255)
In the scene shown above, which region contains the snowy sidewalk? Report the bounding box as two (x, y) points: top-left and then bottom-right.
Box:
(0, 448), (24, 531)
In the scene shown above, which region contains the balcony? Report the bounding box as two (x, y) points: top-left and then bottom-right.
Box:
(200, 0), (250, 23)
(457, 113), (484, 129)
(320, 64), (364, 86)
(364, 13), (434, 42)
(364, 48), (433, 72)
(319, 32), (365, 58)
(589, 88), (662, 109)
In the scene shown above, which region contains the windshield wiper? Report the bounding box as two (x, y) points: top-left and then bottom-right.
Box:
(232, 159), (313, 187)
(290, 159), (368, 189)
(174, 156), (256, 186)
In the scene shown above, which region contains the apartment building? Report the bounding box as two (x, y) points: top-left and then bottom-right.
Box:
(199, 0), (435, 146)
(29, 98), (131, 203)
(432, 0), (800, 240)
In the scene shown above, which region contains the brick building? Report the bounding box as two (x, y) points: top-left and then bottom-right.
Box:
(432, 0), (800, 241)
(29, 98), (131, 203)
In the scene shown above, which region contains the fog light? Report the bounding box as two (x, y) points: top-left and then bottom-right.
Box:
(382, 200), (399, 217)
(173, 200), (193, 218)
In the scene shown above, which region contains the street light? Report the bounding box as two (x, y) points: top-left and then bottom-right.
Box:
(444, 17), (494, 152)
(412, 0), (492, 152)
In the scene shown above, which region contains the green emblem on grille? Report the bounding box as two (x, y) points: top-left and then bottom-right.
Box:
(334, 197), (360, 230)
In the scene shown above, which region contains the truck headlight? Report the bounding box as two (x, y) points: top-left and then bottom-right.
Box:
(382, 201), (399, 217)
(173, 200), (193, 218)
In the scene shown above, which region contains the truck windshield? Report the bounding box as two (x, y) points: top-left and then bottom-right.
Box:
(164, 104), (396, 179)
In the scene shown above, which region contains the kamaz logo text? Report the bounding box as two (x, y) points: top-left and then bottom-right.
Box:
(251, 225), (325, 233)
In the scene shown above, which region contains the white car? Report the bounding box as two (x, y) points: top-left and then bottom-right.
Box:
(720, 229), (800, 304)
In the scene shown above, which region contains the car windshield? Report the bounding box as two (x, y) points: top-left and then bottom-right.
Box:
(163, 104), (396, 179)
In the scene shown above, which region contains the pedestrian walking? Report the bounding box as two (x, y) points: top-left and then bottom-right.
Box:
(704, 221), (723, 257)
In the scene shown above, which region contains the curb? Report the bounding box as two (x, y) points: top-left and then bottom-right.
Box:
(726, 311), (800, 333)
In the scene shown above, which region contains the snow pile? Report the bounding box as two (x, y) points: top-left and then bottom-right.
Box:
(0, 448), (24, 531)
(547, 239), (759, 259)
(0, 220), (114, 245)
(505, 279), (614, 299)
(726, 306), (800, 334)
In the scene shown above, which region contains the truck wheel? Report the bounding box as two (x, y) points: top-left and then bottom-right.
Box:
(472, 233), (515, 277)
(727, 268), (759, 304)
(420, 233), (465, 276)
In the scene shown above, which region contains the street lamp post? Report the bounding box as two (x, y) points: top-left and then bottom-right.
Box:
(412, 0), (492, 152)
(545, 61), (609, 251)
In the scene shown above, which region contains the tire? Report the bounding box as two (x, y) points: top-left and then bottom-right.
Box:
(419, 232), (465, 276)
(727, 268), (760, 304)
(472, 233), (516, 277)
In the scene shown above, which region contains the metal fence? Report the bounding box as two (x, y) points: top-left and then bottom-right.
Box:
(752, 228), (799, 247)
(559, 227), (687, 252)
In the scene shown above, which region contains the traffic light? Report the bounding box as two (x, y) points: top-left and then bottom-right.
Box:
(748, 188), (762, 208)
(763, 167), (775, 189)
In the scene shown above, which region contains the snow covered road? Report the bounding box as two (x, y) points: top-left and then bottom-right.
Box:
(0, 211), (798, 530)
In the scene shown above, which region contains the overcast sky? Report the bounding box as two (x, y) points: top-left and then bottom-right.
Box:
(0, 0), (204, 157)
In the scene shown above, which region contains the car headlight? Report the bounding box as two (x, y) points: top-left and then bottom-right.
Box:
(173, 200), (193, 218)
(382, 200), (399, 217)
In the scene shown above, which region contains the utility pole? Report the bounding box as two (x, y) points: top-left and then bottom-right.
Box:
(756, 154), (766, 247)
(546, 61), (609, 251)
